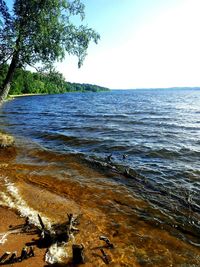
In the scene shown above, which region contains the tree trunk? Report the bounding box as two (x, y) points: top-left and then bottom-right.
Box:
(0, 53), (19, 102)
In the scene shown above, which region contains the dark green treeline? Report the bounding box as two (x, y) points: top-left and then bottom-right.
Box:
(0, 65), (109, 95)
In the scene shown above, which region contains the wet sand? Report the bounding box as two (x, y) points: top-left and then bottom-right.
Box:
(0, 207), (45, 267)
(0, 147), (45, 266)
(0, 144), (200, 267)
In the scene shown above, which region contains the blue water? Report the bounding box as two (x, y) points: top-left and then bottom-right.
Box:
(2, 89), (200, 182)
(1, 89), (200, 241)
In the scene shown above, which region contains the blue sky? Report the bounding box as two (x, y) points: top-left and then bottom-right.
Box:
(57, 0), (200, 89)
(6, 0), (200, 89)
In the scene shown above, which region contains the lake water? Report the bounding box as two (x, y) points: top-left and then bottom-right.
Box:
(0, 89), (200, 266)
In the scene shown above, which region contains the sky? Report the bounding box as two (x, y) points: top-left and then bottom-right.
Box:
(6, 0), (200, 89)
(56, 0), (200, 89)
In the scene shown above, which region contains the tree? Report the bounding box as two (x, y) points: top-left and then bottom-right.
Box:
(0, 0), (100, 101)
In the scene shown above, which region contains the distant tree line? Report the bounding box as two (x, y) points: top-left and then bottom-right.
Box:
(0, 64), (109, 95)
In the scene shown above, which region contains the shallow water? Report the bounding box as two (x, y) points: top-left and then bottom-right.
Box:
(0, 89), (200, 266)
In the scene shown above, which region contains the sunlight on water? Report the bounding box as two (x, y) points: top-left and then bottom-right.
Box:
(0, 89), (200, 266)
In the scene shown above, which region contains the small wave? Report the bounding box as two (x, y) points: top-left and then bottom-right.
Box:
(0, 176), (52, 230)
(41, 132), (100, 147)
(179, 147), (200, 157)
(147, 148), (180, 159)
(146, 147), (200, 160)
(0, 176), (76, 263)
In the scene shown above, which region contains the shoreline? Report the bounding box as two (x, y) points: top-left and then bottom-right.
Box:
(0, 142), (46, 265)
(0, 134), (200, 266)
(8, 93), (47, 98)
(8, 89), (110, 99)
(0, 142), (46, 266)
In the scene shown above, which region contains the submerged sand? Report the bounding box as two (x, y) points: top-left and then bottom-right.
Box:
(0, 141), (200, 267)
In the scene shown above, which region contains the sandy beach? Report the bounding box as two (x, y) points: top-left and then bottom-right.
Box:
(0, 136), (200, 267)
(0, 145), (82, 267)
(0, 207), (46, 267)
(0, 145), (46, 266)
(0, 144), (119, 267)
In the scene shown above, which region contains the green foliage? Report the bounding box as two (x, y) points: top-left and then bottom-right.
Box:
(0, 0), (14, 65)
(67, 82), (109, 92)
(0, 64), (109, 95)
(0, 0), (100, 68)
(0, 0), (100, 100)
(0, 64), (8, 85)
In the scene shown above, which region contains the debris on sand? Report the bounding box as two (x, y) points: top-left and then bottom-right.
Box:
(99, 235), (114, 248)
(0, 212), (115, 265)
(72, 244), (85, 264)
(100, 248), (111, 265)
(0, 252), (10, 264)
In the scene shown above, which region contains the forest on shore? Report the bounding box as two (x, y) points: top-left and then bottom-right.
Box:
(0, 64), (109, 95)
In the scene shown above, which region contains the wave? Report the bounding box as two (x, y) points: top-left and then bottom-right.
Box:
(0, 176), (71, 264)
(147, 148), (180, 159)
(39, 132), (101, 147)
(0, 176), (52, 230)
(146, 147), (200, 159)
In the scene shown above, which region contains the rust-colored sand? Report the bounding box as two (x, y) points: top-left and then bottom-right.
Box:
(0, 207), (45, 267)
(0, 144), (200, 267)
(0, 147), (45, 266)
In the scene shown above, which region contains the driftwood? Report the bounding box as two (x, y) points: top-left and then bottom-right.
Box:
(38, 214), (45, 230)
(28, 246), (34, 257)
(0, 213), (115, 265)
(22, 217), (33, 232)
(37, 213), (81, 248)
(0, 246), (35, 265)
(100, 248), (111, 264)
(122, 154), (128, 159)
(106, 153), (113, 163)
(67, 213), (79, 234)
(19, 247), (28, 261)
(5, 252), (17, 264)
(72, 244), (85, 264)
(99, 236), (114, 248)
(0, 252), (10, 264)
(37, 214), (53, 247)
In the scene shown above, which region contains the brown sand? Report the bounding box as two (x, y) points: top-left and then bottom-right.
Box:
(0, 207), (45, 267)
(1, 142), (200, 266)
(0, 146), (46, 266)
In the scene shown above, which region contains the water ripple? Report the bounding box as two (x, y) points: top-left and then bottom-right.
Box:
(0, 89), (200, 244)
